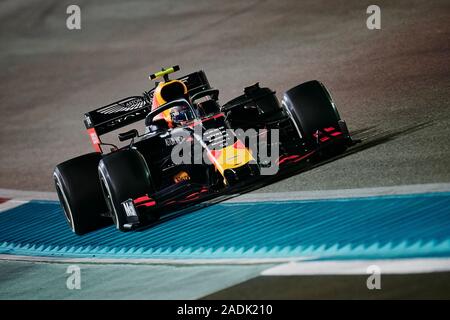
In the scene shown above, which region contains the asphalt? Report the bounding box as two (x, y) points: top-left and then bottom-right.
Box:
(203, 273), (450, 299)
(0, 0), (449, 192)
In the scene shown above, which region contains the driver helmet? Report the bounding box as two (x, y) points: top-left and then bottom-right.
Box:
(170, 105), (195, 127)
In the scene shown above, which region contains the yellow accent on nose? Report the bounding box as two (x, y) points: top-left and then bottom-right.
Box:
(213, 144), (254, 176)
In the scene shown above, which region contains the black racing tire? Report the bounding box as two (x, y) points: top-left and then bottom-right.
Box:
(98, 149), (157, 231)
(53, 153), (111, 235)
(282, 80), (341, 145)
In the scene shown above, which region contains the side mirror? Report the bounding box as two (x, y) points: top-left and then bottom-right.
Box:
(118, 129), (138, 142)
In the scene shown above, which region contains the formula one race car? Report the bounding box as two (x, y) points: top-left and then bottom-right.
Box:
(54, 66), (355, 234)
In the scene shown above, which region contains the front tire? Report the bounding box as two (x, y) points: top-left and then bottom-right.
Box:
(98, 149), (157, 231)
(282, 80), (342, 145)
(53, 153), (111, 235)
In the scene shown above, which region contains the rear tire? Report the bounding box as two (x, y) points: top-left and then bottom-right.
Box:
(98, 149), (157, 231)
(282, 80), (342, 145)
(53, 153), (111, 235)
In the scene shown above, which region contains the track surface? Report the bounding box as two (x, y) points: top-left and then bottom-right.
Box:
(0, 0), (449, 191)
(1, 185), (449, 299)
(1, 190), (450, 260)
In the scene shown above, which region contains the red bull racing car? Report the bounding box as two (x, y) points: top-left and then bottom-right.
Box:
(54, 66), (355, 235)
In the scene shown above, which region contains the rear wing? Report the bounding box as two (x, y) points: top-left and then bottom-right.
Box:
(84, 70), (211, 152)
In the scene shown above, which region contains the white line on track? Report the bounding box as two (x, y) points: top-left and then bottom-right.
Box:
(225, 182), (450, 203)
(0, 188), (57, 201)
(0, 254), (309, 266)
(261, 258), (450, 275)
(0, 200), (29, 213)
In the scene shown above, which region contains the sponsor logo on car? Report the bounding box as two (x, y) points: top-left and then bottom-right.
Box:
(174, 171), (191, 183)
(123, 200), (137, 217)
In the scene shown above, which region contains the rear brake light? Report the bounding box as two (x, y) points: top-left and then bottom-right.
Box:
(87, 128), (102, 153)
